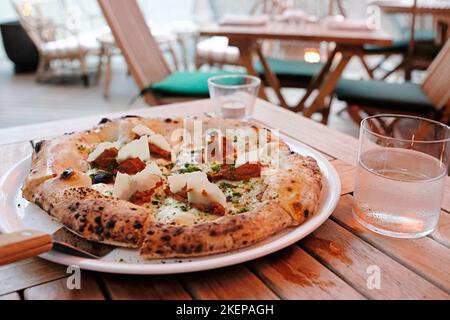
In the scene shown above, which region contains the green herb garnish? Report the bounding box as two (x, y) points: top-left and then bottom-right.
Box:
(179, 164), (201, 173)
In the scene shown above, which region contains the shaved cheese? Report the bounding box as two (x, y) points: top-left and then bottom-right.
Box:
(168, 171), (206, 193)
(144, 161), (163, 177)
(168, 171), (226, 207)
(117, 136), (150, 162)
(148, 134), (171, 152)
(132, 124), (155, 137)
(168, 174), (189, 193)
(113, 162), (161, 200)
(87, 142), (119, 162)
(187, 180), (227, 207)
(112, 172), (132, 200)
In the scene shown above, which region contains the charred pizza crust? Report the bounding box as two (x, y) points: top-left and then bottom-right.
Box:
(22, 115), (322, 258)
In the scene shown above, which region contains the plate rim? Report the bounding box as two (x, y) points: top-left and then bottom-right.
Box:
(0, 136), (341, 274)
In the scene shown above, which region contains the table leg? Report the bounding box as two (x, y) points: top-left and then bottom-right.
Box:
(302, 50), (352, 118)
(103, 50), (112, 99)
(294, 47), (338, 112)
(232, 40), (269, 100)
(254, 43), (289, 108)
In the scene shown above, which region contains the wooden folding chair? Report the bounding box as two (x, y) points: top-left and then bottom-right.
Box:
(98, 0), (237, 106)
(335, 39), (450, 124)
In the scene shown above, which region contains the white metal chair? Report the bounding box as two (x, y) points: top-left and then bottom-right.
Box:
(12, 0), (108, 86)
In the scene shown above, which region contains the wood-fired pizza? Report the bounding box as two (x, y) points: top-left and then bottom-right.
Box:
(22, 115), (322, 259)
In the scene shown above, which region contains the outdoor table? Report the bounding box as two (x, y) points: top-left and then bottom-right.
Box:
(199, 22), (392, 119)
(371, 0), (450, 15)
(0, 99), (449, 300)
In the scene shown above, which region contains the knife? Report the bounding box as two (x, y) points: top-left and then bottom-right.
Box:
(0, 228), (116, 265)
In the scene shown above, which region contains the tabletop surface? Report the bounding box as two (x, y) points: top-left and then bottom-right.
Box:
(199, 21), (393, 46)
(0, 99), (449, 300)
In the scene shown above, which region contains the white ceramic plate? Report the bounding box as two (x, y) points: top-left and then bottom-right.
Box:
(0, 135), (340, 274)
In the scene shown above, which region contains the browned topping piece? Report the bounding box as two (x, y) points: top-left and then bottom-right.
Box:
(117, 157), (146, 175)
(208, 163), (262, 181)
(91, 148), (118, 170)
(130, 180), (163, 205)
(148, 142), (171, 160)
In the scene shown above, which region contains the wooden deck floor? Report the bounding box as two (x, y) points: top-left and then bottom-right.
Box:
(0, 59), (359, 139)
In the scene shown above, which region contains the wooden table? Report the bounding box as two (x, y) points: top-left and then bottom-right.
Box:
(371, 0), (450, 15)
(0, 99), (449, 300)
(200, 22), (392, 122)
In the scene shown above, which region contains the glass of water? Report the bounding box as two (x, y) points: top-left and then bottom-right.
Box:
(208, 74), (261, 121)
(353, 114), (450, 238)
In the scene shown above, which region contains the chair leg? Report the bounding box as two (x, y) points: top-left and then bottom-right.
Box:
(143, 92), (159, 106)
(321, 96), (333, 125)
(346, 105), (365, 125)
(103, 52), (112, 99)
(79, 56), (89, 87)
(35, 57), (48, 82)
(381, 60), (405, 80)
(359, 56), (375, 79)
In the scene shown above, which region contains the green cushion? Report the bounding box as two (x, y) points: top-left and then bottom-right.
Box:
(151, 71), (243, 97)
(364, 29), (436, 53)
(253, 57), (322, 82)
(335, 79), (435, 112)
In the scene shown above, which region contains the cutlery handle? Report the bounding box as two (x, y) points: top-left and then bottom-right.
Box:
(0, 230), (53, 265)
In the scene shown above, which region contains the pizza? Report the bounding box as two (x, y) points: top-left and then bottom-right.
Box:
(22, 115), (322, 259)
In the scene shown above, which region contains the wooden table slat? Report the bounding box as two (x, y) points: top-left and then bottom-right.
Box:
(301, 218), (449, 299)
(0, 258), (67, 296)
(332, 195), (450, 295)
(249, 246), (365, 300)
(430, 211), (450, 249)
(23, 272), (105, 300)
(253, 100), (359, 164)
(101, 274), (191, 300)
(181, 265), (279, 300)
(330, 159), (357, 195)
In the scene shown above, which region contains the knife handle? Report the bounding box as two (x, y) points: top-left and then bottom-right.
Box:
(0, 230), (53, 265)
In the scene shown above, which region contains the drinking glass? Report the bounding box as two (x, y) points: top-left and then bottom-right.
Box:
(353, 114), (450, 238)
(208, 74), (261, 121)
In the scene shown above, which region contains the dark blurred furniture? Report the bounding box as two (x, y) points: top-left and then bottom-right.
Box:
(0, 21), (39, 72)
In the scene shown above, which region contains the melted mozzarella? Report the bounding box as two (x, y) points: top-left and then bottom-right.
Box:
(87, 142), (119, 162)
(117, 136), (150, 162)
(91, 183), (113, 196)
(132, 124), (155, 137)
(155, 202), (196, 225)
(148, 134), (171, 152)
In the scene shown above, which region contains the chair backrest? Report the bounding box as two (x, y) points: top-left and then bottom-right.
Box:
(422, 39), (450, 110)
(98, 0), (171, 90)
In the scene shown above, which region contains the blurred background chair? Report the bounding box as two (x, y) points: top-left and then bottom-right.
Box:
(335, 39), (450, 124)
(358, 0), (444, 81)
(11, 0), (108, 86)
(98, 0), (241, 106)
